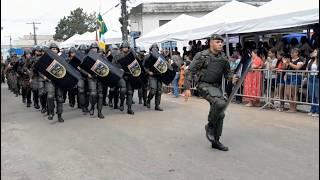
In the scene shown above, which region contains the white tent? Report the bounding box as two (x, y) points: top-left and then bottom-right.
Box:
(167, 0), (258, 41)
(137, 14), (199, 44)
(73, 31), (97, 45)
(102, 30), (122, 44)
(225, 0), (319, 34)
(59, 34), (81, 48)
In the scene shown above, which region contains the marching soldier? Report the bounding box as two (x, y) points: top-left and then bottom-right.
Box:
(184, 34), (231, 151)
(143, 43), (164, 111)
(136, 47), (148, 106)
(18, 49), (33, 107)
(46, 43), (65, 122)
(98, 48), (109, 106)
(87, 43), (105, 118)
(6, 53), (19, 97)
(29, 46), (42, 110)
(65, 47), (78, 108)
(77, 44), (90, 114)
(34, 46), (48, 113)
(108, 45), (120, 108)
(111, 45), (126, 112)
(113, 42), (134, 115)
(1, 54), (5, 84)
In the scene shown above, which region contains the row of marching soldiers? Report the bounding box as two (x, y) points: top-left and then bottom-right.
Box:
(3, 42), (165, 123)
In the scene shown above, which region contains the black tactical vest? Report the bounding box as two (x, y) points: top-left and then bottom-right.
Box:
(199, 51), (227, 85)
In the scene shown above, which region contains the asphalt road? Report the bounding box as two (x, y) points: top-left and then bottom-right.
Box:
(1, 83), (319, 180)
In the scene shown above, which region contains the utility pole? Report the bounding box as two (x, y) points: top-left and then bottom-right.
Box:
(120, 0), (129, 42)
(26, 22), (41, 45)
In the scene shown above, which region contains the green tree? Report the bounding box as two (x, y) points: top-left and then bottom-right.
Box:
(53, 8), (96, 41)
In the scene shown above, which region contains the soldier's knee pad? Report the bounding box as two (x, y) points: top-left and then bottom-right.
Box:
(215, 98), (227, 111)
(47, 93), (54, 100)
(120, 87), (126, 95)
(218, 112), (225, 120)
(56, 95), (64, 103)
(127, 90), (133, 96)
(149, 88), (156, 95)
(78, 87), (85, 93)
(98, 93), (103, 98)
(90, 91), (97, 96)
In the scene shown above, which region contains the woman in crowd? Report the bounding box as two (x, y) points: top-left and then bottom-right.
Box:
(306, 48), (319, 117)
(283, 48), (305, 113)
(274, 51), (287, 111)
(243, 49), (264, 107)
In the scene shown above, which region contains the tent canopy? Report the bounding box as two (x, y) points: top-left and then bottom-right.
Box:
(164, 0), (258, 41)
(137, 14), (198, 44)
(102, 30), (122, 44)
(225, 0), (319, 34)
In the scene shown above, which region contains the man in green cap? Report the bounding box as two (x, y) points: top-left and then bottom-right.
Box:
(184, 34), (232, 151)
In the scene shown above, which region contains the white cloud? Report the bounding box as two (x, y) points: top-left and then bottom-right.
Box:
(1, 0), (120, 44)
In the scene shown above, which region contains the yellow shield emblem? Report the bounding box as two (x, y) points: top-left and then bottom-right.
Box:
(153, 57), (168, 74)
(127, 59), (141, 77)
(46, 59), (66, 79)
(90, 59), (110, 77)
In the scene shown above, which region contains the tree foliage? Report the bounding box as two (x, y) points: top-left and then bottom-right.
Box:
(53, 8), (96, 41)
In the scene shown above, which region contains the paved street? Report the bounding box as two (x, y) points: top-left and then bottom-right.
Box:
(1, 83), (319, 180)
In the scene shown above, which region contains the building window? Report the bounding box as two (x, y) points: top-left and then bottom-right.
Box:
(159, 20), (170, 27)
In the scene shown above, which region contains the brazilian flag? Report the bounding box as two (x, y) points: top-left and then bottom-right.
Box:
(97, 13), (108, 38)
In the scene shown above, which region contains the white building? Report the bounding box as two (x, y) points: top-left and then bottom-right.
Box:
(129, 0), (269, 37)
(1, 34), (54, 49)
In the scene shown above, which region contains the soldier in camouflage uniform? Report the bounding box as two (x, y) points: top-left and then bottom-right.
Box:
(143, 43), (164, 111)
(87, 43), (105, 118)
(30, 46), (43, 110)
(184, 34), (232, 151)
(46, 43), (65, 122)
(18, 49), (33, 107)
(136, 47), (148, 106)
(77, 44), (90, 114)
(112, 42), (135, 114)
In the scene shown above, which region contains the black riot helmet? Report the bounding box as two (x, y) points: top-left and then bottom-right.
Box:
(69, 47), (76, 54)
(149, 43), (159, 52)
(23, 49), (32, 57)
(49, 43), (60, 53)
(89, 42), (99, 52)
(33, 45), (42, 52)
(78, 44), (87, 53)
(120, 41), (130, 49)
(68, 47), (76, 58)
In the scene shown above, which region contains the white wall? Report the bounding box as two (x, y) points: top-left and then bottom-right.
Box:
(140, 12), (207, 36)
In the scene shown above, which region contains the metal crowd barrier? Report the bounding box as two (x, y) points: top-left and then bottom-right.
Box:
(163, 68), (319, 111)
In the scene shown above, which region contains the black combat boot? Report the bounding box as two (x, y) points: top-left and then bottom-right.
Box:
(127, 104), (134, 115)
(58, 114), (64, 122)
(205, 124), (215, 143)
(22, 98), (26, 104)
(41, 107), (47, 114)
(98, 111), (104, 119)
(89, 105), (95, 116)
(26, 103), (31, 108)
(48, 112), (54, 120)
(139, 98), (143, 104)
(212, 136), (229, 151)
(146, 99), (151, 109)
(34, 103), (40, 109)
(108, 100), (113, 108)
(155, 106), (163, 111)
(119, 99), (124, 111)
(82, 107), (88, 115)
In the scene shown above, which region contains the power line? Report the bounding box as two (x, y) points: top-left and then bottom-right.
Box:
(26, 22), (41, 45)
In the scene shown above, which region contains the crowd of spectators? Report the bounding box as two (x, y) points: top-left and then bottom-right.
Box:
(162, 27), (319, 116)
